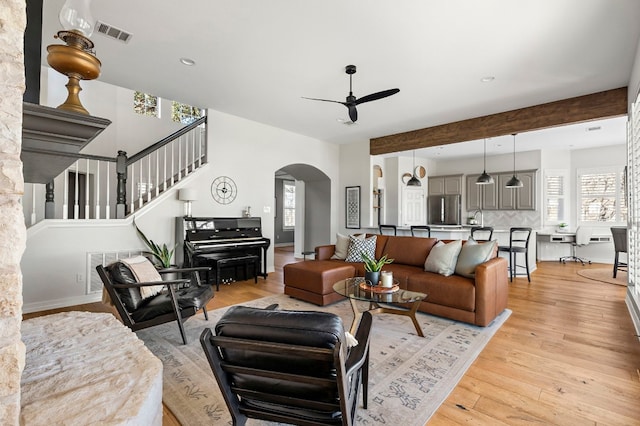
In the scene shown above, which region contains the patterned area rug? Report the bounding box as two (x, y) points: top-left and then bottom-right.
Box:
(137, 294), (511, 426)
(577, 267), (627, 286)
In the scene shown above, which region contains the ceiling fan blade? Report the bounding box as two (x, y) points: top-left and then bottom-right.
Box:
(355, 88), (400, 105)
(301, 96), (345, 105)
(348, 105), (358, 122)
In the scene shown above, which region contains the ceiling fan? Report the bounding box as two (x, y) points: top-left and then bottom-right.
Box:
(303, 65), (399, 123)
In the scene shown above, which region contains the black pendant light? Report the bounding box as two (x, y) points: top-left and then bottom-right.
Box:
(505, 133), (523, 188)
(476, 138), (494, 185)
(407, 151), (421, 187)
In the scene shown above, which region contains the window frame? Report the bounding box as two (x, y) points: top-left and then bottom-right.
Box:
(171, 101), (203, 124)
(133, 91), (161, 118)
(543, 169), (569, 226)
(576, 166), (627, 226)
(282, 180), (295, 230)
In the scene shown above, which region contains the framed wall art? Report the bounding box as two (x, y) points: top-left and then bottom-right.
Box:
(345, 186), (361, 229)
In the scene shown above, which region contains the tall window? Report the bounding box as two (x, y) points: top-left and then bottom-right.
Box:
(283, 181), (295, 229)
(171, 101), (203, 124)
(577, 167), (627, 223)
(544, 170), (568, 225)
(133, 91), (160, 117)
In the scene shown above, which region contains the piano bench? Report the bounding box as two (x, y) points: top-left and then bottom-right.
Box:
(196, 253), (260, 291)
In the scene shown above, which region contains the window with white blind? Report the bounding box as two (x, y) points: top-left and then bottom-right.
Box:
(628, 92), (639, 330)
(543, 170), (568, 225)
(577, 167), (627, 224)
(283, 181), (295, 229)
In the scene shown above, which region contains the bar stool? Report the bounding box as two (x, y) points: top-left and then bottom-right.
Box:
(470, 226), (494, 242)
(379, 224), (397, 235)
(611, 226), (627, 278)
(410, 225), (431, 237)
(498, 227), (532, 282)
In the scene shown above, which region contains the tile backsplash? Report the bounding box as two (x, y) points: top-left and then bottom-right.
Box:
(466, 210), (541, 230)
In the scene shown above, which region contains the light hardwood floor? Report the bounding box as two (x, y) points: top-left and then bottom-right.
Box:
(24, 247), (640, 425)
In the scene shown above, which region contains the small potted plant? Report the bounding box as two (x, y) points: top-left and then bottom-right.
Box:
(134, 221), (176, 269)
(557, 222), (569, 233)
(361, 252), (394, 286)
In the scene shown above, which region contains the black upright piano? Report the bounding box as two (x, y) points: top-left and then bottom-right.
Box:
(176, 216), (271, 282)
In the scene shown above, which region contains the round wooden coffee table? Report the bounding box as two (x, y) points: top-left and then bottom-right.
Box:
(333, 277), (427, 337)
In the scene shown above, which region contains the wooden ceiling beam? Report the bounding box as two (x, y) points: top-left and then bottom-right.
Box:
(370, 87), (628, 155)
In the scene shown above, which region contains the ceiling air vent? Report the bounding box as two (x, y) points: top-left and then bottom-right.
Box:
(95, 20), (133, 43)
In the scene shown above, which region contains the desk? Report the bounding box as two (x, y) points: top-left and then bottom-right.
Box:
(536, 232), (613, 262)
(537, 232), (612, 243)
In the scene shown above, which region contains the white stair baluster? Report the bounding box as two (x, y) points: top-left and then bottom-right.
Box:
(63, 170), (69, 219)
(105, 162), (110, 219)
(73, 161), (79, 220)
(85, 158), (90, 219)
(95, 160), (100, 219)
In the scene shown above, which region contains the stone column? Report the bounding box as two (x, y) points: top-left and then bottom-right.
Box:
(0, 1), (27, 424)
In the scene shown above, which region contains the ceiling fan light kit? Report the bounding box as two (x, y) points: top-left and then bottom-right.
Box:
(303, 64), (399, 123)
(505, 133), (523, 188)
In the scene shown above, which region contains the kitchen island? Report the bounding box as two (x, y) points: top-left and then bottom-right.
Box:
(362, 226), (537, 276)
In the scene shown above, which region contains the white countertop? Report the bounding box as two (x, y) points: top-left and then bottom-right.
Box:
(363, 226), (535, 233)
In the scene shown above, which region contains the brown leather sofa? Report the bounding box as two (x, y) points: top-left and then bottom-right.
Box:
(283, 235), (509, 326)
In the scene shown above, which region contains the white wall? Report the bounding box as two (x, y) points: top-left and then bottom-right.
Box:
(41, 66), (185, 157)
(22, 78), (342, 312)
(337, 140), (370, 235)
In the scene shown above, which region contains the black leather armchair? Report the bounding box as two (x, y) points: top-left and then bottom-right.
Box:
(201, 305), (372, 426)
(97, 258), (213, 344)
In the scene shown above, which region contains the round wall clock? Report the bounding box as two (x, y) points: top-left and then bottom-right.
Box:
(211, 176), (237, 204)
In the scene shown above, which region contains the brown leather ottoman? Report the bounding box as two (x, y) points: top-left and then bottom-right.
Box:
(283, 261), (355, 306)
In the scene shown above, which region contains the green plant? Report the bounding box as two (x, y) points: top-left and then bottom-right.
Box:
(134, 221), (176, 268)
(558, 222), (568, 228)
(361, 252), (394, 272)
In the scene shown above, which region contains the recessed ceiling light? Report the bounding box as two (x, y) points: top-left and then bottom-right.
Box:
(179, 57), (195, 66)
(480, 76), (495, 83)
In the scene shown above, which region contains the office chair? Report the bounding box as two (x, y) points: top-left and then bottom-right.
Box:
(560, 226), (592, 265)
(470, 226), (494, 242)
(410, 225), (431, 237)
(379, 224), (397, 235)
(611, 226), (627, 278)
(498, 227), (532, 282)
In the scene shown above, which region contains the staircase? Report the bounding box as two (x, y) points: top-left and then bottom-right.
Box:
(23, 115), (208, 225)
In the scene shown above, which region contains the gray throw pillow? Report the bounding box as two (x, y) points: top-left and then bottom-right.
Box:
(455, 240), (497, 278)
(424, 240), (463, 276)
(345, 235), (377, 263)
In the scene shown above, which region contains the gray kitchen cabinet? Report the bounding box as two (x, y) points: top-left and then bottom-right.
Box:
(498, 170), (537, 210)
(429, 174), (462, 196)
(466, 174), (481, 210)
(498, 174), (517, 209)
(467, 170), (536, 211)
(466, 174), (498, 210)
(516, 170), (537, 210)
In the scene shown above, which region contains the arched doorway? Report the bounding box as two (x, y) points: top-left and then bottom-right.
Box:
(274, 164), (331, 258)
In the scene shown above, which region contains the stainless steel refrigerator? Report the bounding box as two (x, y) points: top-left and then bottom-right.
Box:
(427, 194), (461, 225)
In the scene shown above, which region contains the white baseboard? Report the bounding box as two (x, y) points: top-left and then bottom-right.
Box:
(23, 293), (103, 314)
